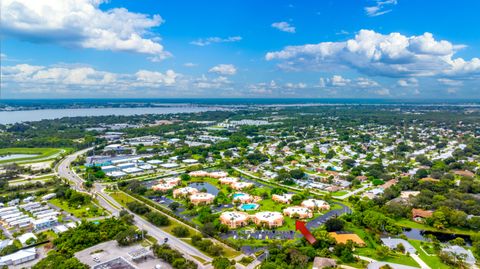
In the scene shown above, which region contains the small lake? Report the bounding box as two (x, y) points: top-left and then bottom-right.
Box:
(0, 154), (39, 161)
(402, 228), (472, 246)
(188, 182), (219, 195)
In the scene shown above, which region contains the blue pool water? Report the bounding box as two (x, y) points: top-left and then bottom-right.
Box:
(240, 203), (258, 210)
(233, 193), (245, 199)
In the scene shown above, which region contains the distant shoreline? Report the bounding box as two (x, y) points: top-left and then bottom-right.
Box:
(0, 106), (229, 125)
(1, 98), (480, 112)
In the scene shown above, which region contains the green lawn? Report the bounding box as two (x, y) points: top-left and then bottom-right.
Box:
(355, 248), (419, 267)
(347, 224), (420, 267)
(49, 198), (106, 218)
(111, 190), (241, 259)
(181, 174), (344, 232)
(238, 257), (254, 266)
(9, 176), (53, 185)
(331, 190), (349, 197)
(346, 225), (379, 249)
(396, 219), (477, 236)
(347, 223), (444, 268)
(110, 191), (136, 207)
(409, 240), (450, 269)
(161, 224), (201, 238)
(0, 147), (67, 164)
(181, 238), (241, 259)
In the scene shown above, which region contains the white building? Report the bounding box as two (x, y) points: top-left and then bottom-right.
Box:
(52, 224), (69, 234)
(122, 167), (143, 174)
(161, 163), (179, 169)
(107, 171), (127, 178)
(18, 233), (37, 245)
(32, 217), (57, 230)
(42, 193), (56, 201)
(147, 159), (163, 165)
(101, 165), (118, 173)
(0, 247), (36, 266)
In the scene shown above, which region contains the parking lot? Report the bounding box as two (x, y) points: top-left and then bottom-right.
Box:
(74, 240), (171, 269)
(221, 229), (300, 240)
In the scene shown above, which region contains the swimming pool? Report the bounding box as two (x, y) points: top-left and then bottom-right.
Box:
(239, 203), (259, 211)
(233, 193), (245, 199)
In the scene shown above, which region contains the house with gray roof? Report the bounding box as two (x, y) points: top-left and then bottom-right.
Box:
(380, 238), (416, 254)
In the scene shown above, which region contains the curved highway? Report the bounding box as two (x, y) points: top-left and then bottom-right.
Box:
(57, 147), (93, 192)
(57, 148), (213, 268)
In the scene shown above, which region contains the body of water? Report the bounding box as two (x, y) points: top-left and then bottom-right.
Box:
(0, 106), (225, 124)
(0, 154), (39, 161)
(239, 203), (259, 211)
(402, 228), (472, 246)
(188, 182), (219, 195)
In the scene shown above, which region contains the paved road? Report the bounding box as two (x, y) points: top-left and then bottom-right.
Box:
(57, 147), (93, 192)
(221, 229), (298, 240)
(336, 184), (371, 200)
(93, 184), (213, 268)
(57, 149), (213, 268)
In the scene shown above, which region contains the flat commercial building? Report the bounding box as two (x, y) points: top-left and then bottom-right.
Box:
(32, 217), (57, 230)
(93, 257), (137, 269)
(0, 247), (36, 266)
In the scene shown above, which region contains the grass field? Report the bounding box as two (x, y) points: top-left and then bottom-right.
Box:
(50, 198), (106, 218)
(161, 224), (201, 238)
(355, 248), (419, 267)
(0, 147), (67, 164)
(110, 191), (136, 206)
(331, 190), (349, 197)
(111, 190), (241, 259)
(347, 224), (419, 267)
(396, 219), (477, 236)
(409, 239), (450, 269)
(9, 175), (54, 186)
(181, 238), (241, 259)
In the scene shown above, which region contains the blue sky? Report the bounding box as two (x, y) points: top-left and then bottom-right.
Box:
(1, 0), (479, 99)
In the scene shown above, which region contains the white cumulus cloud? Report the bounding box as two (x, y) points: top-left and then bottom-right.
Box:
(0, 0), (169, 60)
(331, 75), (351, 86)
(247, 80), (278, 94)
(271, 22), (296, 33)
(266, 29), (480, 78)
(356, 77), (380, 88)
(209, 64), (237, 75)
(194, 75), (231, 89)
(135, 70), (178, 86)
(397, 78), (418, 87)
(1, 64), (178, 94)
(437, 78), (463, 86)
(285, 82), (307, 89)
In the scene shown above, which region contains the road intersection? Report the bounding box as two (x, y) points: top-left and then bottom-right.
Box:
(57, 148), (214, 268)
